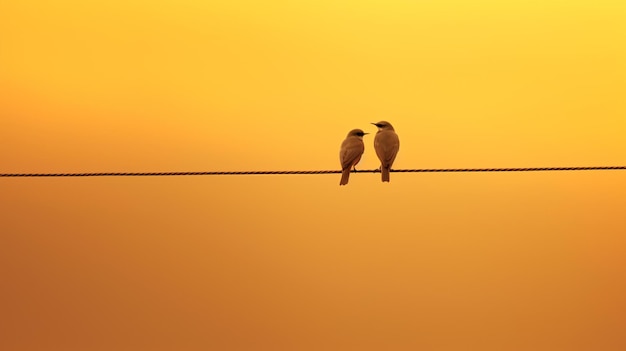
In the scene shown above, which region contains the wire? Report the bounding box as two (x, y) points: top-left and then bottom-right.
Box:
(1, 166), (625, 177)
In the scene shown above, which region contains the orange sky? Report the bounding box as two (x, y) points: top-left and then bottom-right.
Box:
(1, 1), (625, 350)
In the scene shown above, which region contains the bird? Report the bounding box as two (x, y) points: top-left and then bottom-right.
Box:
(339, 129), (367, 185)
(372, 121), (400, 182)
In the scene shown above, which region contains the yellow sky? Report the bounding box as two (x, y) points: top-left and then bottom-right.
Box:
(1, 1), (625, 350)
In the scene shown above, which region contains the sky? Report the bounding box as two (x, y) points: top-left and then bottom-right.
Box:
(1, 1), (625, 350)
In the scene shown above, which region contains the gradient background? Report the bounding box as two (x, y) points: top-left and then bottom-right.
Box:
(1, 1), (625, 350)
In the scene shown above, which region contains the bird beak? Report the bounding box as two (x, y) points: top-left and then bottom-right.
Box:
(363, 132), (370, 135)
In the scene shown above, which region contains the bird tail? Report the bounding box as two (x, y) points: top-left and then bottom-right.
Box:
(381, 167), (390, 182)
(340, 169), (351, 185)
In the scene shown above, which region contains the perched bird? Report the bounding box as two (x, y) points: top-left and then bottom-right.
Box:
(339, 129), (368, 186)
(372, 121), (400, 182)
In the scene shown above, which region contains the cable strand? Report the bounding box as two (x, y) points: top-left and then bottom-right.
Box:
(1, 166), (625, 177)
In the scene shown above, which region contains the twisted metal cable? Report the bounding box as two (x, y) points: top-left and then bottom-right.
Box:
(1, 166), (625, 177)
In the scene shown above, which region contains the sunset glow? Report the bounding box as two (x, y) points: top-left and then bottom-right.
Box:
(2, 1), (625, 350)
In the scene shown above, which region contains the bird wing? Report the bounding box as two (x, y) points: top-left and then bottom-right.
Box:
(374, 131), (400, 167)
(340, 137), (365, 169)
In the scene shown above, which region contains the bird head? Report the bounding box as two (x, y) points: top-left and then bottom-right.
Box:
(347, 129), (368, 138)
(371, 121), (395, 131)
